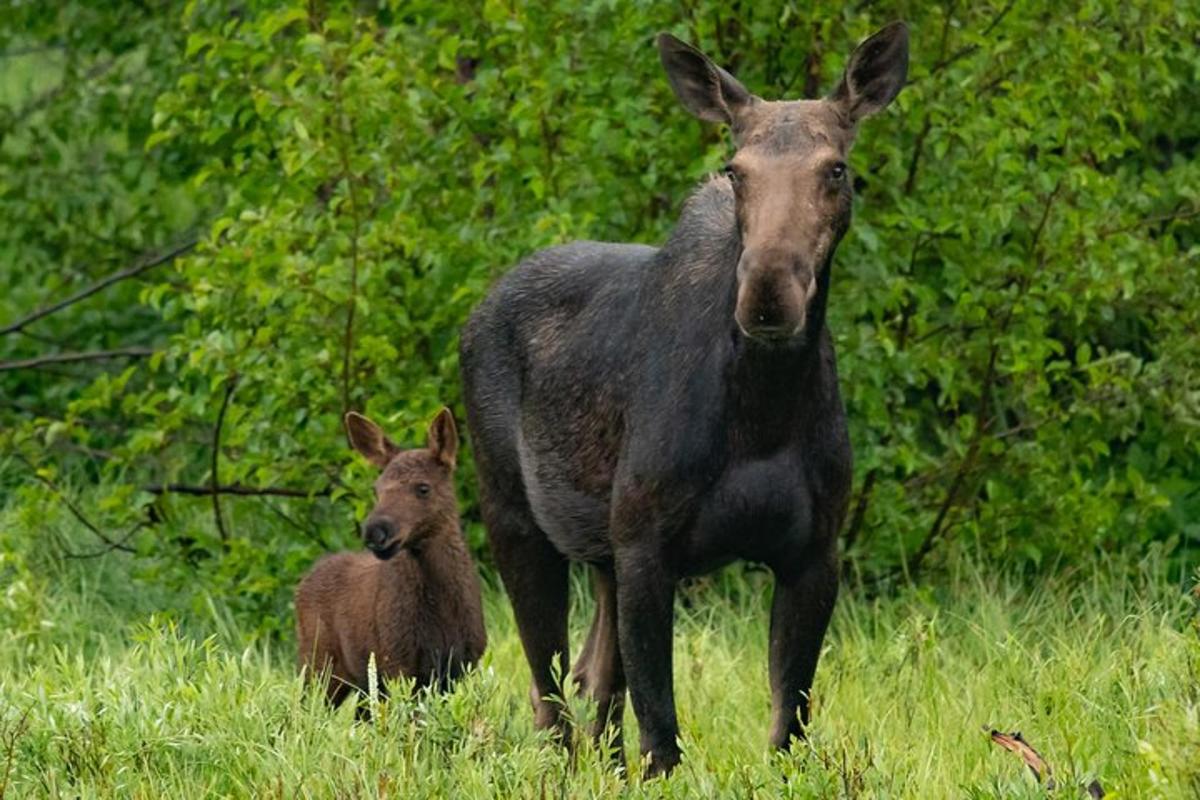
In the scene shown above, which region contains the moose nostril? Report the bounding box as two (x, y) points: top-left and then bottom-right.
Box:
(364, 521), (391, 549)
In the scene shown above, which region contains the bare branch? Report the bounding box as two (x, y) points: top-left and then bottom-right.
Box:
(211, 375), (238, 543)
(0, 703), (34, 800)
(0, 347), (153, 372)
(18, 454), (135, 554)
(143, 483), (333, 498)
(62, 522), (147, 559)
(1098, 205), (1200, 239)
(0, 237), (197, 337)
(931, 0), (1018, 74)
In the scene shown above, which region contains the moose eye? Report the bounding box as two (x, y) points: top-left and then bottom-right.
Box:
(722, 163), (741, 185)
(414, 483), (431, 498)
(829, 162), (848, 182)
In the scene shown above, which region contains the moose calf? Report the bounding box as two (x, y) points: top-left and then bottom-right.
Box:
(295, 408), (486, 707)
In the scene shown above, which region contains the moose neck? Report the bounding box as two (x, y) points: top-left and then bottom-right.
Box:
(398, 525), (475, 617)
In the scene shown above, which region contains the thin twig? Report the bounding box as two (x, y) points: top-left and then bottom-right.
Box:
(930, 0), (1018, 74)
(0, 704), (33, 800)
(842, 468), (877, 558)
(211, 374), (238, 542)
(897, 182), (1063, 580)
(17, 454), (135, 554)
(62, 522), (147, 559)
(144, 483), (332, 498)
(1098, 206), (1200, 239)
(262, 499), (331, 550)
(0, 237), (197, 336)
(0, 347), (153, 371)
(329, 49), (362, 419)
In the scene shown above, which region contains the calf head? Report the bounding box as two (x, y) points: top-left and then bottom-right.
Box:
(658, 23), (908, 342)
(344, 408), (459, 559)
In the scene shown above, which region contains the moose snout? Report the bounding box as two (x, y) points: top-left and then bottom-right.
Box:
(735, 251), (816, 340)
(363, 518), (396, 554)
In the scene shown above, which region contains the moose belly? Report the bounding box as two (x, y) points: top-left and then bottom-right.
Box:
(517, 430), (614, 563)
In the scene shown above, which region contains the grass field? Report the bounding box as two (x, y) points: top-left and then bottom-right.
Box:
(1, 513), (1198, 799)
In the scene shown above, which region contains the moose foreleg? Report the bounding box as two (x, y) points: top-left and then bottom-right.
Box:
(768, 551), (839, 749)
(614, 544), (680, 777)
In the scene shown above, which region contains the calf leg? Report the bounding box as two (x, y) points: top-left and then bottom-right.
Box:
(768, 552), (839, 749)
(571, 566), (626, 761)
(486, 501), (571, 737)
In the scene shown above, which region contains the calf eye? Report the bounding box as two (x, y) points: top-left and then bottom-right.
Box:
(829, 162), (848, 181)
(722, 163), (741, 185)
(415, 483), (431, 498)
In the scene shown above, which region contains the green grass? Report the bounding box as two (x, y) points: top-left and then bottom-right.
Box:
(1, 518), (1198, 799)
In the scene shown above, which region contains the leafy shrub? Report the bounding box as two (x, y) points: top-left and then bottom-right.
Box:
(1, 1), (1198, 603)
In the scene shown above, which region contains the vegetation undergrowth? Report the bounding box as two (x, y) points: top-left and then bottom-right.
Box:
(2, 505), (1197, 799)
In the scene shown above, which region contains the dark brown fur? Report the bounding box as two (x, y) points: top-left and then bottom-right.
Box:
(295, 409), (486, 706)
(460, 24), (908, 776)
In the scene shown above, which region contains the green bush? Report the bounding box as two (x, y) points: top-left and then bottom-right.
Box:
(2, 1), (1198, 603)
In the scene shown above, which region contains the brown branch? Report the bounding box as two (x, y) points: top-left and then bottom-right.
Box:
(62, 522), (147, 559)
(802, 22), (824, 100)
(0, 704), (33, 800)
(0, 237), (197, 337)
(1098, 205), (1200, 239)
(842, 468), (877, 558)
(144, 483), (332, 498)
(19, 454), (135, 554)
(896, 183), (1063, 581)
(329, 47), (362, 419)
(903, 114), (933, 197)
(0, 347), (153, 371)
(262, 498), (331, 551)
(931, 0), (1018, 74)
(210, 375), (237, 543)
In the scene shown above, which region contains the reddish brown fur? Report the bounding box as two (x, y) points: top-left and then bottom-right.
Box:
(295, 409), (486, 706)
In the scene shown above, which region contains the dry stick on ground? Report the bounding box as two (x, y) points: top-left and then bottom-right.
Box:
(210, 374), (238, 543)
(0, 237), (198, 337)
(0, 347), (154, 371)
(988, 729), (1055, 789)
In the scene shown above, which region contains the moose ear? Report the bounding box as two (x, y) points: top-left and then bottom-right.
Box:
(426, 407), (458, 469)
(830, 21), (909, 124)
(345, 412), (398, 469)
(657, 33), (753, 125)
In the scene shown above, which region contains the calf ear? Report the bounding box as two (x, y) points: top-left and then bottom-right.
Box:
(830, 21), (909, 123)
(345, 412), (398, 469)
(657, 33), (753, 125)
(426, 407), (458, 469)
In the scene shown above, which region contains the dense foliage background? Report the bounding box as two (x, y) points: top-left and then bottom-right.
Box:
(2, 0), (1198, 633)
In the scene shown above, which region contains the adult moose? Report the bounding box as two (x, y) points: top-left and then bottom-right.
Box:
(461, 23), (908, 775)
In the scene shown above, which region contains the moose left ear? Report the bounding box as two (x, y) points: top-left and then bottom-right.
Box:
(426, 407), (458, 469)
(830, 21), (909, 123)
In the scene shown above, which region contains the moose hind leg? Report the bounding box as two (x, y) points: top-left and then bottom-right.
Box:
(768, 552), (839, 749)
(571, 566), (626, 761)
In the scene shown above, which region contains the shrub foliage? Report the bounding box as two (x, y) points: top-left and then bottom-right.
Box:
(2, 1), (1198, 605)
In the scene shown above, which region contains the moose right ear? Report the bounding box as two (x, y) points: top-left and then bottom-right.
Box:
(345, 412), (398, 469)
(657, 33), (754, 125)
(829, 22), (909, 124)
